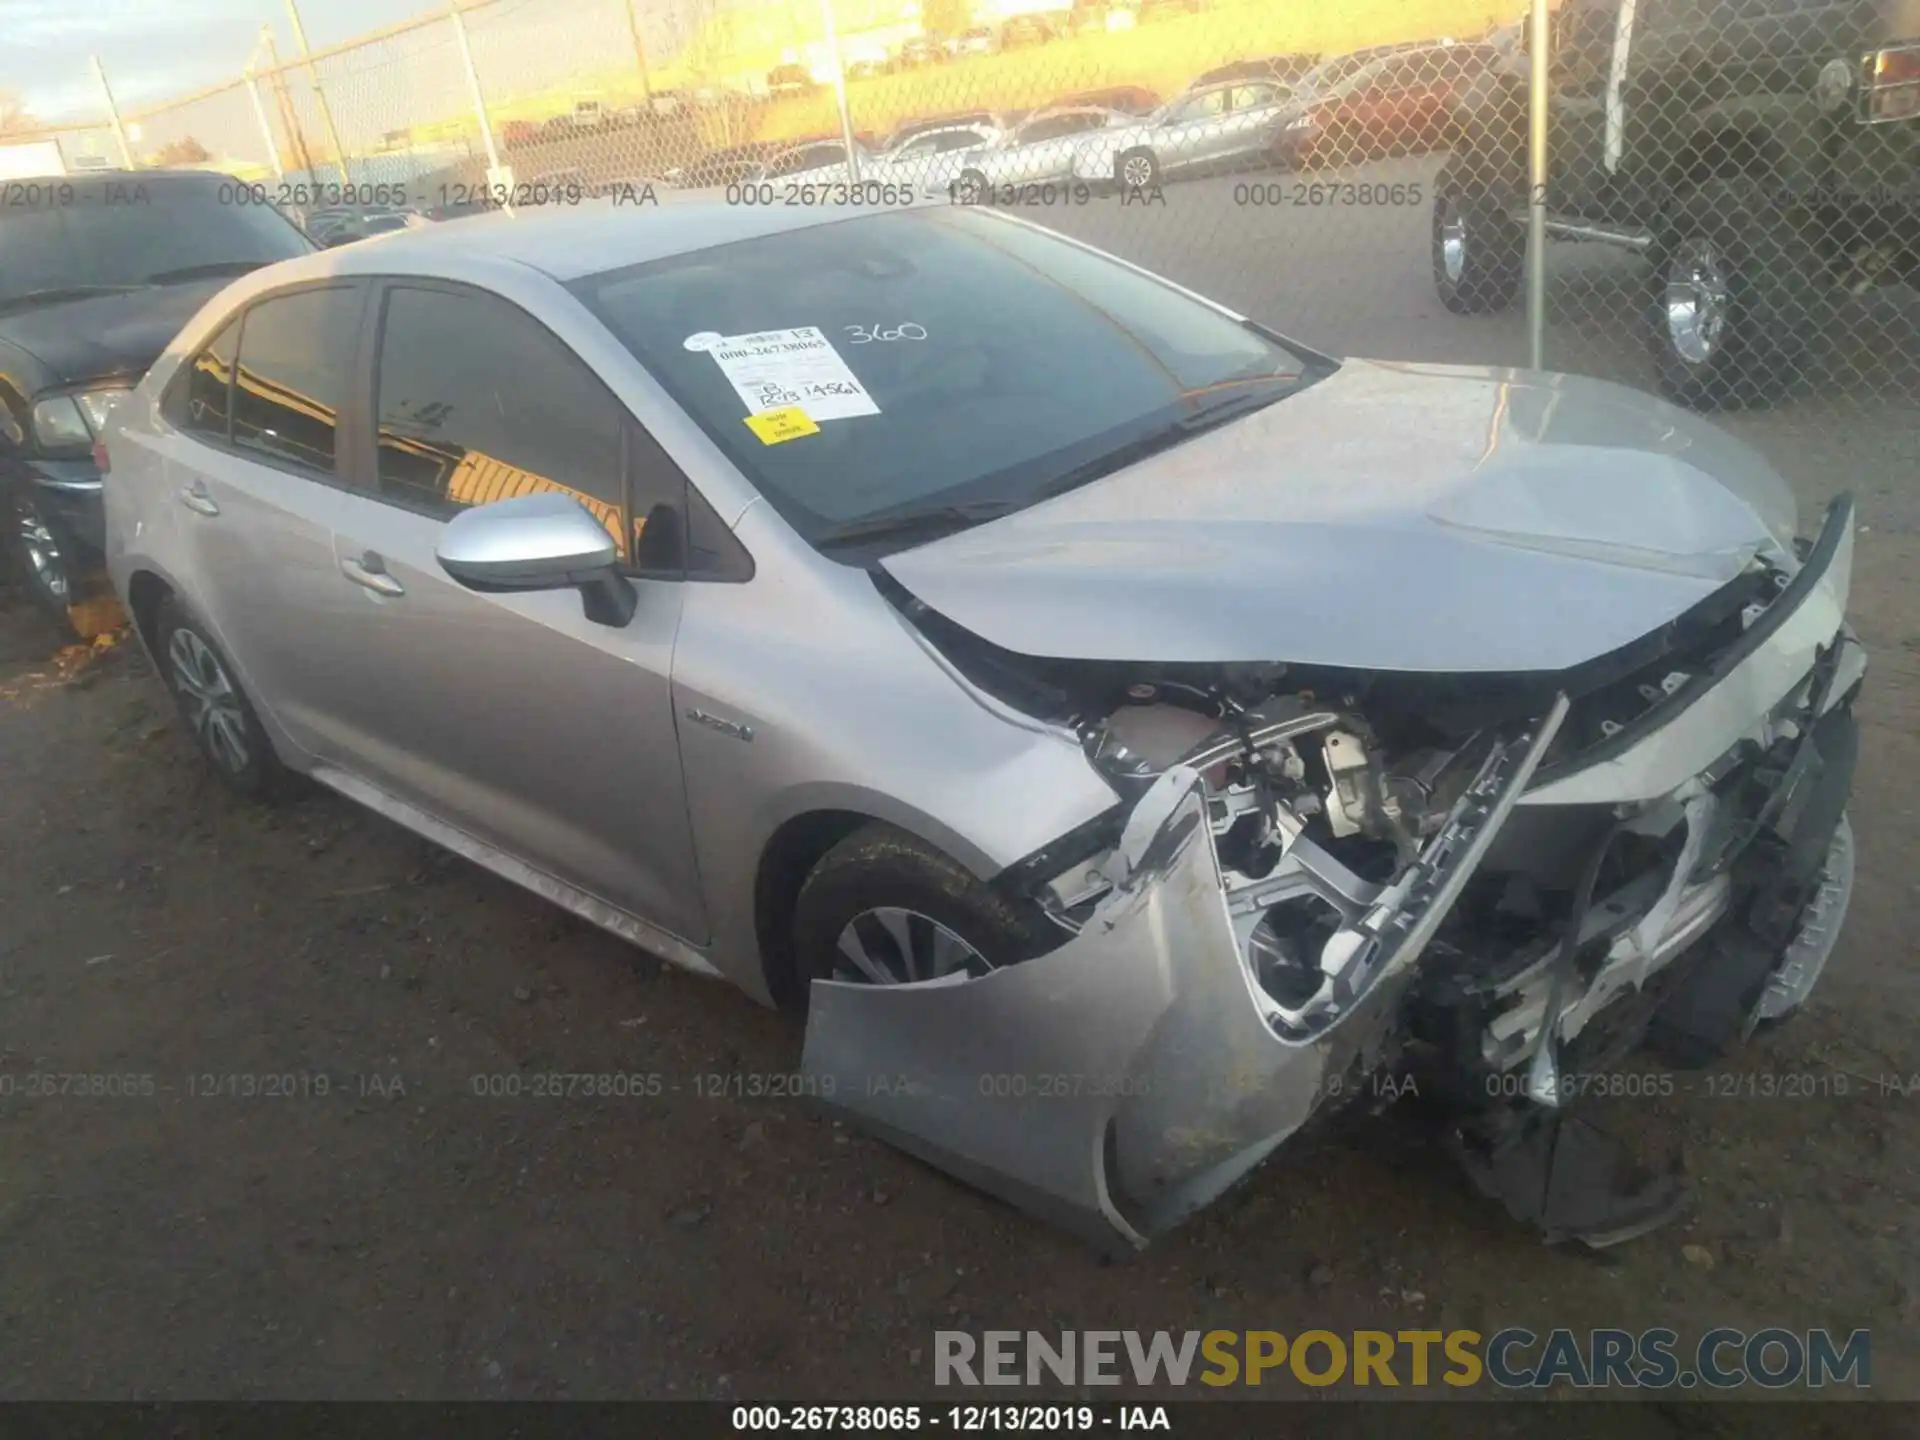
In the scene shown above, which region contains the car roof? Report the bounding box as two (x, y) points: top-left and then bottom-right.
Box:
(287, 198), (887, 284)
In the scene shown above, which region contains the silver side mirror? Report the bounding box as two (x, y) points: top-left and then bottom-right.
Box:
(436, 492), (636, 626)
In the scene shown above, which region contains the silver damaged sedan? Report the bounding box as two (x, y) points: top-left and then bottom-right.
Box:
(103, 202), (1864, 1250)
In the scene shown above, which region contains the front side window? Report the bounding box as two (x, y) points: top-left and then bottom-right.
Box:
(230, 287), (361, 476)
(372, 285), (632, 557)
(573, 208), (1320, 556)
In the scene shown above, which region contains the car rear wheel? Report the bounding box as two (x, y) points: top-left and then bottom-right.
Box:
(1431, 158), (1524, 314)
(1647, 182), (1832, 410)
(6, 490), (80, 641)
(791, 822), (1052, 993)
(1116, 148), (1159, 191)
(952, 169), (989, 205)
(153, 595), (291, 800)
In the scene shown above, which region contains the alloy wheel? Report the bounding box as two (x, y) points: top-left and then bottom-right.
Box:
(1439, 200), (1468, 283)
(167, 627), (252, 774)
(1120, 153), (1155, 190)
(14, 504), (70, 605)
(833, 907), (991, 985)
(1663, 238), (1733, 366)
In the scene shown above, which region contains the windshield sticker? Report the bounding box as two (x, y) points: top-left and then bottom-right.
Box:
(682, 331), (725, 352)
(743, 405), (821, 446)
(705, 327), (881, 422)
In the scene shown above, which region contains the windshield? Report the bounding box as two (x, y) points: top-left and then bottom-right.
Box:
(572, 208), (1320, 553)
(0, 179), (312, 306)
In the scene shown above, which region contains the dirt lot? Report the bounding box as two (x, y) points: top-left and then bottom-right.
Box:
(2, 450), (1918, 1406)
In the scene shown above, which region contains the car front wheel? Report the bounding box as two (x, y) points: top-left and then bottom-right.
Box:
(153, 595), (290, 800)
(952, 169), (989, 205)
(791, 822), (1052, 992)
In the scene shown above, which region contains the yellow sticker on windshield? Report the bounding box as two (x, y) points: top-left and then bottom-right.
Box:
(744, 406), (820, 446)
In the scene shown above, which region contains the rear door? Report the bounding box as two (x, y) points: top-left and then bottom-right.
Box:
(160, 282), (371, 757)
(318, 279), (709, 943)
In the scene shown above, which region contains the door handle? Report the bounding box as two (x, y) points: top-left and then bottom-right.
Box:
(178, 481), (220, 516)
(340, 550), (405, 597)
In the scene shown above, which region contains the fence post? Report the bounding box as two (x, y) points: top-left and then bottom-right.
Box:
(624, 0), (655, 109)
(245, 69), (286, 178)
(285, 0), (351, 185)
(91, 56), (136, 169)
(1526, 0), (1551, 371)
(819, 0), (861, 181)
(448, 0), (508, 193)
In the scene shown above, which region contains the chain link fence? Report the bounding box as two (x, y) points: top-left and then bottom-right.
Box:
(6, 0), (1914, 461)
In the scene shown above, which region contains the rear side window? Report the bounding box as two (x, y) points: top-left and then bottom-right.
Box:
(180, 317), (241, 441)
(230, 286), (361, 477)
(371, 285), (632, 557)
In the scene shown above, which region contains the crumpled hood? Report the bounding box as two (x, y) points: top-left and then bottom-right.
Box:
(880, 360), (1801, 674)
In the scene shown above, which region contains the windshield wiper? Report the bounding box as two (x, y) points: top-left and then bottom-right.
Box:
(0, 284), (146, 315)
(815, 499), (1023, 551)
(144, 260), (271, 285)
(1028, 380), (1301, 504)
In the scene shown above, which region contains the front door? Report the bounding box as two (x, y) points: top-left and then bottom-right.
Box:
(318, 280), (709, 944)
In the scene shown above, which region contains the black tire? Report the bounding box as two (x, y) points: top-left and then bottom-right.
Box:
(1646, 182), (1833, 411)
(5, 488), (82, 641)
(791, 822), (1051, 991)
(1115, 147), (1159, 192)
(952, 168), (989, 205)
(1432, 158), (1524, 314)
(152, 594), (291, 801)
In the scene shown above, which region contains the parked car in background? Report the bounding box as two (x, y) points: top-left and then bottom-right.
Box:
(948, 27), (997, 56)
(305, 204), (432, 248)
(768, 64), (817, 95)
(897, 36), (946, 68)
(887, 110), (1006, 149)
(101, 200), (1863, 1252)
(950, 106), (1125, 202)
(1070, 79), (1293, 188)
(662, 140), (796, 190)
(1057, 84), (1161, 116)
(0, 170), (313, 635)
(1191, 52), (1320, 88)
(999, 14), (1059, 48)
(1272, 42), (1499, 170)
(759, 122), (1008, 198)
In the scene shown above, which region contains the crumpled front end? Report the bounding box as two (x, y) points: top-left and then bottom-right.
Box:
(804, 496), (1864, 1248)
(802, 705), (1567, 1247)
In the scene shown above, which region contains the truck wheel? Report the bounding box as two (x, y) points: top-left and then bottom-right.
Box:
(1647, 183), (1832, 410)
(1432, 159), (1523, 314)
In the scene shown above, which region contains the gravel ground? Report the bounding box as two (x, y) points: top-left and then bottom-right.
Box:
(1, 157), (1917, 1405)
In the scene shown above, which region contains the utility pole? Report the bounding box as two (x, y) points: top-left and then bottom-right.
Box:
(819, 0), (860, 181)
(448, 0), (507, 193)
(625, 0), (655, 109)
(285, 0), (351, 185)
(262, 27), (315, 180)
(92, 57), (135, 169)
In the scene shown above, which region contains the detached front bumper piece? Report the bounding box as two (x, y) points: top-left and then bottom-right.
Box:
(801, 703), (1568, 1249)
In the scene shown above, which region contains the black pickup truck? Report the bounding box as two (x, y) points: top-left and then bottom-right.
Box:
(1433, 0), (1918, 408)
